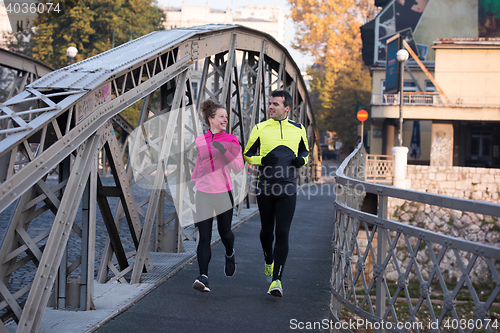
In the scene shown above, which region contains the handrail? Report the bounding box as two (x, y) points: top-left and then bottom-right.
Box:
(371, 94), (500, 108)
(331, 143), (500, 332)
(337, 150), (500, 216)
(365, 154), (393, 185)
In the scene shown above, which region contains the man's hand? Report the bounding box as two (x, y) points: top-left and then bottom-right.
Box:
(212, 141), (227, 155)
(291, 157), (305, 168)
(261, 152), (278, 166)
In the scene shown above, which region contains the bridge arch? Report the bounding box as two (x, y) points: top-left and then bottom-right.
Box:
(0, 24), (320, 332)
(0, 48), (53, 102)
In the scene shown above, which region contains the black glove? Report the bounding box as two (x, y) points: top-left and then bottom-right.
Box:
(261, 153), (278, 166)
(291, 157), (305, 168)
(212, 141), (227, 155)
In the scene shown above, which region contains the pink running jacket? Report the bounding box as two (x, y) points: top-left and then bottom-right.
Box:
(191, 131), (243, 193)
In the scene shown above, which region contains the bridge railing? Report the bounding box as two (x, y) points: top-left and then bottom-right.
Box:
(331, 143), (500, 333)
(365, 154), (393, 185)
(371, 94), (500, 107)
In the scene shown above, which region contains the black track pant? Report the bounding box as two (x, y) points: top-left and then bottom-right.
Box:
(195, 191), (234, 276)
(257, 192), (297, 281)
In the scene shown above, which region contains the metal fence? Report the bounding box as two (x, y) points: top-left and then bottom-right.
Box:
(365, 154), (393, 185)
(331, 143), (500, 333)
(371, 94), (500, 107)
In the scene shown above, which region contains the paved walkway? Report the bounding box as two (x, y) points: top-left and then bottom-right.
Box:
(95, 177), (336, 333)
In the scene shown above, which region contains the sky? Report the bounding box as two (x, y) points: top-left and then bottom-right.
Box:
(156, 0), (314, 70)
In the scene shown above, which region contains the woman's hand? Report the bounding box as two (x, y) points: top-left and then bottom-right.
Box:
(212, 141), (227, 155)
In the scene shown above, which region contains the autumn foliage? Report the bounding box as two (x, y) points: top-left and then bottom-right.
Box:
(289, 0), (379, 149)
(31, 0), (165, 68)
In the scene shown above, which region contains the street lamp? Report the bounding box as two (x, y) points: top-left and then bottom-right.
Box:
(392, 47), (410, 189)
(396, 48), (409, 146)
(66, 46), (78, 65)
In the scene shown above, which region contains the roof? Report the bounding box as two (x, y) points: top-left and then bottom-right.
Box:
(234, 18), (271, 23)
(433, 38), (500, 48)
(370, 60), (435, 70)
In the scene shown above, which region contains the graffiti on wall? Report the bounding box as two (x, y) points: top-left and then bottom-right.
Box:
(430, 124), (454, 166)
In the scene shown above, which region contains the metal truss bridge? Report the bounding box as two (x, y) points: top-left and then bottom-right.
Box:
(0, 24), (320, 332)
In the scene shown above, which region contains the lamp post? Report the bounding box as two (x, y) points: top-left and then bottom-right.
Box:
(392, 48), (410, 189)
(112, 24), (134, 48)
(396, 48), (409, 146)
(66, 46), (78, 65)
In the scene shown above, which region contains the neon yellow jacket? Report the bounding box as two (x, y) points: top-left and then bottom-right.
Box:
(244, 117), (309, 195)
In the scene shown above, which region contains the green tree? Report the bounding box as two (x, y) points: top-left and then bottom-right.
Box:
(32, 0), (165, 68)
(289, 0), (378, 149)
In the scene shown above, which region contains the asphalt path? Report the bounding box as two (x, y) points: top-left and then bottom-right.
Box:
(96, 178), (337, 333)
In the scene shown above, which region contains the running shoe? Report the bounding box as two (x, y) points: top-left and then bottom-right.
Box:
(267, 279), (283, 297)
(225, 250), (236, 277)
(264, 261), (274, 283)
(193, 274), (210, 292)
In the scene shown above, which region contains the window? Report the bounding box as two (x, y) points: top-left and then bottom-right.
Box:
(380, 80), (394, 104)
(425, 80), (435, 92)
(403, 81), (417, 92)
(471, 130), (492, 158)
(381, 79), (417, 94)
(381, 80), (417, 104)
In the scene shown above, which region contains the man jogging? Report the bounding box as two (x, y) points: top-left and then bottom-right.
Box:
(243, 90), (309, 297)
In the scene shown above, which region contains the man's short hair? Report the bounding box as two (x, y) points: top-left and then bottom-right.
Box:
(271, 90), (293, 109)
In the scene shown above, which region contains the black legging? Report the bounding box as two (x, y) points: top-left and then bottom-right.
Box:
(195, 191), (235, 276)
(257, 192), (297, 281)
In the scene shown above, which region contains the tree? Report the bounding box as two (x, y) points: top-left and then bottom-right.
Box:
(2, 27), (36, 102)
(288, 0), (378, 149)
(32, 0), (165, 68)
(3, 28), (36, 57)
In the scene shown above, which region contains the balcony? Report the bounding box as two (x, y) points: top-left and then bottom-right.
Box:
(372, 93), (500, 107)
(365, 154), (393, 185)
(370, 94), (500, 121)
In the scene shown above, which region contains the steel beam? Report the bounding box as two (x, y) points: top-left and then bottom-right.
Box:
(18, 134), (100, 332)
(0, 25), (319, 331)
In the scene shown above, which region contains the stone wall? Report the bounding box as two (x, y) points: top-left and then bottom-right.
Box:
(384, 165), (500, 284)
(405, 165), (500, 202)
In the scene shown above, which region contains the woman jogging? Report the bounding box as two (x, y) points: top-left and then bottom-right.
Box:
(191, 99), (243, 292)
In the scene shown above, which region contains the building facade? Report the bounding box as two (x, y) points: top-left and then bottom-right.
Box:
(362, 0), (500, 168)
(161, 3), (233, 30)
(160, 2), (287, 118)
(161, 3), (285, 45)
(0, 1), (38, 47)
(0, 2), (13, 47)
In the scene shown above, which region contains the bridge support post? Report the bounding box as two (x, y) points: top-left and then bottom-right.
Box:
(18, 135), (101, 332)
(392, 146), (409, 188)
(56, 156), (71, 309)
(375, 195), (388, 332)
